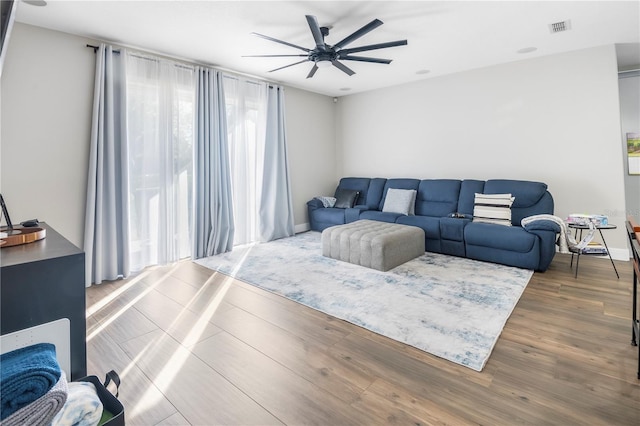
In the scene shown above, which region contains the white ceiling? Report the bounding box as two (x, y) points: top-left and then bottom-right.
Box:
(14, 0), (640, 97)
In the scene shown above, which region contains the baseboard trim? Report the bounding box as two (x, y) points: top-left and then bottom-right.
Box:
(295, 223), (310, 234)
(608, 247), (630, 261)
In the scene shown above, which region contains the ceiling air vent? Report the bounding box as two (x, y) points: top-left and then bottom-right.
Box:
(549, 20), (571, 33)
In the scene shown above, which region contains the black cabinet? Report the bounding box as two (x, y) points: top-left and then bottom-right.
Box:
(1, 223), (86, 380)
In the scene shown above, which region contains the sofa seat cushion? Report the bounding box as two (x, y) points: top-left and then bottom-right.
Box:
(313, 207), (347, 225)
(395, 215), (441, 239)
(359, 210), (404, 223)
(464, 223), (536, 253)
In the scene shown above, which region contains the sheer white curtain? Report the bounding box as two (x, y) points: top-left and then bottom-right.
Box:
(223, 76), (268, 245)
(125, 53), (196, 271)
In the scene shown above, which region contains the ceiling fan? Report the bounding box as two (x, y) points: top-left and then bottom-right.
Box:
(244, 15), (408, 78)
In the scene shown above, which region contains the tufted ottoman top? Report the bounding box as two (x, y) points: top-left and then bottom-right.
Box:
(321, 220), (425, 271)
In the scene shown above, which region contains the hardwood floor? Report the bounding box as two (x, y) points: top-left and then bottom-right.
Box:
(85, 252), (640, 425)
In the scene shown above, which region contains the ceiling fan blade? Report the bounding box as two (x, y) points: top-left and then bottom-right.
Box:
(339, 55), (392, 64)
(332, 60), (355, 76)
(251, 32), (310, 53)
(306, 64), (319, 79)
(305, 15), (327, 51)
(242, 54), (308, 58)
(339, 40), (408, 55)
(268, 59), (309, 73)
(333, 19), (383, 49)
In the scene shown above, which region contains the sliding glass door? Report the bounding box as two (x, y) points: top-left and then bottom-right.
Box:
(126, 54), (196, 271)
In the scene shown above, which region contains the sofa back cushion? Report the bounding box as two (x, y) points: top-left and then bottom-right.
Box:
(483, 180), (553, 225)
(458, 180), (486, 216)
(415, 179), (462, 217)
(336, 177), (371, 206)
(378, 179), (421, 211)
(364, 178), (387, 209)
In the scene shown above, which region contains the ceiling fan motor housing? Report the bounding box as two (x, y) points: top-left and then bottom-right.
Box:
(309, 50), (337, 63)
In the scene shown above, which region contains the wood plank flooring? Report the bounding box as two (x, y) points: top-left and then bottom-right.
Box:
(85, 252), (640, 425)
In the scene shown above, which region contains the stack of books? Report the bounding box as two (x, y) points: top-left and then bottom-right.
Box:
(581, 241), (608, 255)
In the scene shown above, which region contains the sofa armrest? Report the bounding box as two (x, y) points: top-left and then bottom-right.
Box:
(521, 220), (561, 233)
(307, 198), (324, 210)
(525, 228), (558, 272)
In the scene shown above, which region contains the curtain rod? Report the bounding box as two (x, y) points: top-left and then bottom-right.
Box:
(86, 44), (119, 53)
(85, 43), (278, 88)
(619, 69), (640, 79)
(222, 74), (275, 89)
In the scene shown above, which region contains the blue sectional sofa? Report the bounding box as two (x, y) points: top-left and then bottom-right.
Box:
(307, 177), (557, 271)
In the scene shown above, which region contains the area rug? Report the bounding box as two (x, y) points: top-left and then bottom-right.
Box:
(195, 231), (533, 371)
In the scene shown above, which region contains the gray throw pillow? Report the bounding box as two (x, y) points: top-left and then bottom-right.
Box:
(334, 189), (359, 208)
(382, 188), (417, 215)
(315, 196), (337, 208)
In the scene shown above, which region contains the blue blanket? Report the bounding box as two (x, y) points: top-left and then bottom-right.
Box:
(0, 343), (62, 420)
(1, 371), (68, 426)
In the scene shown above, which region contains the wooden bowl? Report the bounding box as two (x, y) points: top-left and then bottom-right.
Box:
(0, 227), (46, 248)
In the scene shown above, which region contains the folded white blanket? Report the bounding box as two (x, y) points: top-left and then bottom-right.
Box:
(0, 371), (68, 426)
(52, 381), (103, 426)
(521, 214), (595, 254)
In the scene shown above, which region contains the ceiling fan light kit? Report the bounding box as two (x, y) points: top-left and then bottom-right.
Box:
(244, 15), (407, 78)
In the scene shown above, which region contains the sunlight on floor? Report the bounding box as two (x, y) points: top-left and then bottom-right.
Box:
(86, 269), (153, 318)
(128, 276), (236, 418)
(86, 265), (180, 343)
(89, 249), (255, 420)
(129, 250), (255, 416)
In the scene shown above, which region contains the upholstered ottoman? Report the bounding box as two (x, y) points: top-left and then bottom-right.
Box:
(322, 220), (425, 271)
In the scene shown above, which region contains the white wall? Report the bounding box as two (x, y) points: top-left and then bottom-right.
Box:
(1, 23), (95, 247)
(283, 87), (336, 231)
(337, 45), (629, 258)
(0, 23), (336, 245)
(619, 74), (640, 221)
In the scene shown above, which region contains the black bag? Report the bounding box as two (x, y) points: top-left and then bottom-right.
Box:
(76, 371), (124, 426)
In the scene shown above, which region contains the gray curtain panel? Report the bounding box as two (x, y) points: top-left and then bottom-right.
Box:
(259, 86), (295, 241)
(84, 44), (130, 286)
(192, 67), (234, 258)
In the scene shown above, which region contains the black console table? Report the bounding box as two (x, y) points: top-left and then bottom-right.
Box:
(0, 223), (86, 380)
